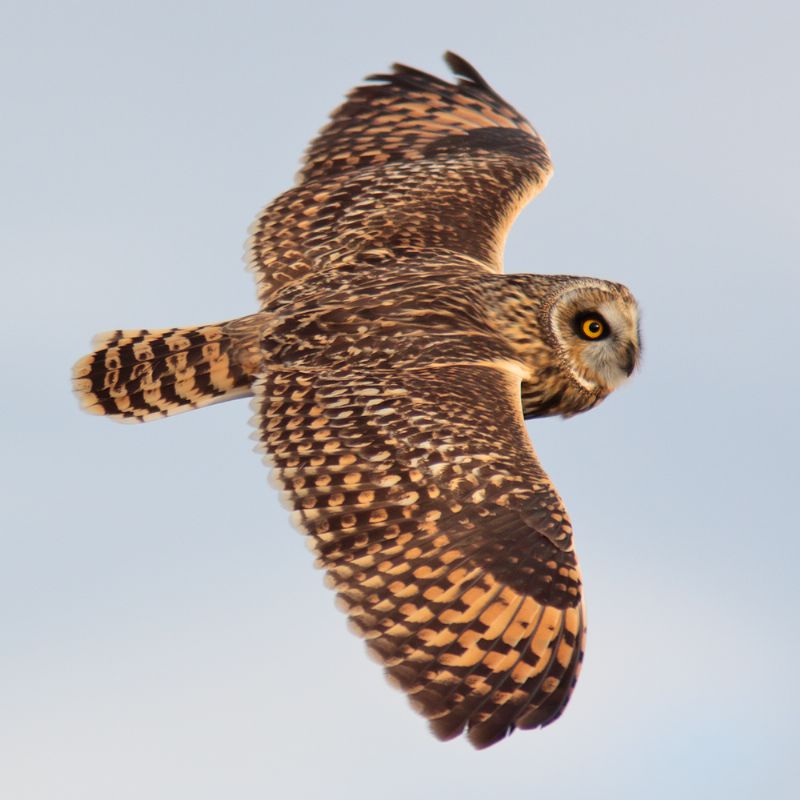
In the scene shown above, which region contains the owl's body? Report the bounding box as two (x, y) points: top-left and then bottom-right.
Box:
(73, 54), (640, 748)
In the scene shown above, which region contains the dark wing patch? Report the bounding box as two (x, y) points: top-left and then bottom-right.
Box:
(247, 53), (553, 306)
(298, 52), (538, 182)
(253, 363), (585, 748)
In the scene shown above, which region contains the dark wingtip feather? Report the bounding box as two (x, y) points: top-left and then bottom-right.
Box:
(467, 720), (513, 750)
(366, 61), (451, 90)
(428, 713), (467, 742)
(367, 54), (492, 94)
(443, 51), (492, 90)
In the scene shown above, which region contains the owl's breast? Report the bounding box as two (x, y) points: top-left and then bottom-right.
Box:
(520, 366), (605, 419)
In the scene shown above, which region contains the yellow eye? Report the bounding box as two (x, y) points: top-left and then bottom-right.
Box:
(581, 318), (605, 339)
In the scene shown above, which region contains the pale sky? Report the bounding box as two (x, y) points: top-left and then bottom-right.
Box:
(2, 1), (798, 798)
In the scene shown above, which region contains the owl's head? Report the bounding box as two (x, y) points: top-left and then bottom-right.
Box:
(545, 279), (640, 399)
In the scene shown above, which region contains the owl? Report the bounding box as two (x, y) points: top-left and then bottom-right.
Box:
(73, 53), (640, 748)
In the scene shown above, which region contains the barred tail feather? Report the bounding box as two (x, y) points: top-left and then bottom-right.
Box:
(72, 317), (264, 422)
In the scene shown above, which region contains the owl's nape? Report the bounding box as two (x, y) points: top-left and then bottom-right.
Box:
(73, 52), (640, 748)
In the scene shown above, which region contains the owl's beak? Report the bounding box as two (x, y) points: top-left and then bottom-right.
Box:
(623, 341), (638, 377)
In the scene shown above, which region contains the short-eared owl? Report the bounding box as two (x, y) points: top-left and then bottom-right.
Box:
(73, 53), (640, 748)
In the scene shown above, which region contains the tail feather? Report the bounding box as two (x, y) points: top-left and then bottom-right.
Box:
(73, 316), (265, 423)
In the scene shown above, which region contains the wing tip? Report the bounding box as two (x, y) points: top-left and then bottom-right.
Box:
(443, 51), (492, 91)
(365, 52), (492, 95)
(366, 61), (449, 90)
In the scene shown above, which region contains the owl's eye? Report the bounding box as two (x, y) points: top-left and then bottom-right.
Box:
(575, 313), (609, 341)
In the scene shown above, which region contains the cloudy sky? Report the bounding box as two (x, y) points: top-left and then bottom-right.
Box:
(2, 1), (798, 798)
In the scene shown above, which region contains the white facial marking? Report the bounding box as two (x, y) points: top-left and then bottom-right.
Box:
(580, 298), (638, 389)
(549, 282), (639, 393)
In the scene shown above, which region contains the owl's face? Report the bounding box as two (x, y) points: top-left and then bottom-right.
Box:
(546, 280), (640, 398)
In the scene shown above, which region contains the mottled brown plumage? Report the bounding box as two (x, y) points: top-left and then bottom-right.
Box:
(73, 316), (264, 421)
(73, 53), (640, 748)
(245, 52), (552, 304)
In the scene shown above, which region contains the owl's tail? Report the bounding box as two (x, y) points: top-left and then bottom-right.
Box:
(72, 314), (267, 422)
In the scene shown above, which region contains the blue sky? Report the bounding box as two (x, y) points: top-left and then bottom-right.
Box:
(2, 1), (798, 798)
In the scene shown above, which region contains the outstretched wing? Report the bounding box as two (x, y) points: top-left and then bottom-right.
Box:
(247, 53), (553, 306)
(253, 361), (585, 748)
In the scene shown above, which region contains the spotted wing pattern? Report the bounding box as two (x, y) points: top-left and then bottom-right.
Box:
(253, 361), (585, 748)
(246, 53), (553, 305)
